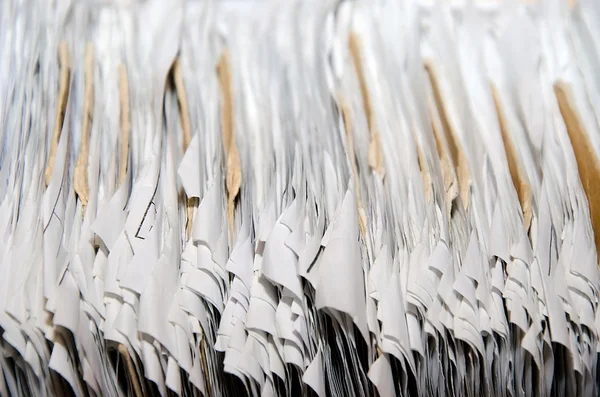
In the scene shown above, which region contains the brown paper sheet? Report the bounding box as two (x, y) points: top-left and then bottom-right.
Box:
(117, 344), (143, 397)
(339, 95), (368, 238)
(118, 65), (130, 187)
(349, 31), (385, 178)
(428, 93), (459, 217)
(172, 57), (198, 238)
(45, 41), (71, 186)
(74, 43), (94, 211)
(555, 81), (600, 261)
(414, 129), (433, 203)
(491, 84), (533, 230)
(217, 50), (241, 238)
(425, 61), (472, 209)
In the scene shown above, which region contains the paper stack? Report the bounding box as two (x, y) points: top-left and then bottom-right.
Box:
(0, 0), (599, 396)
